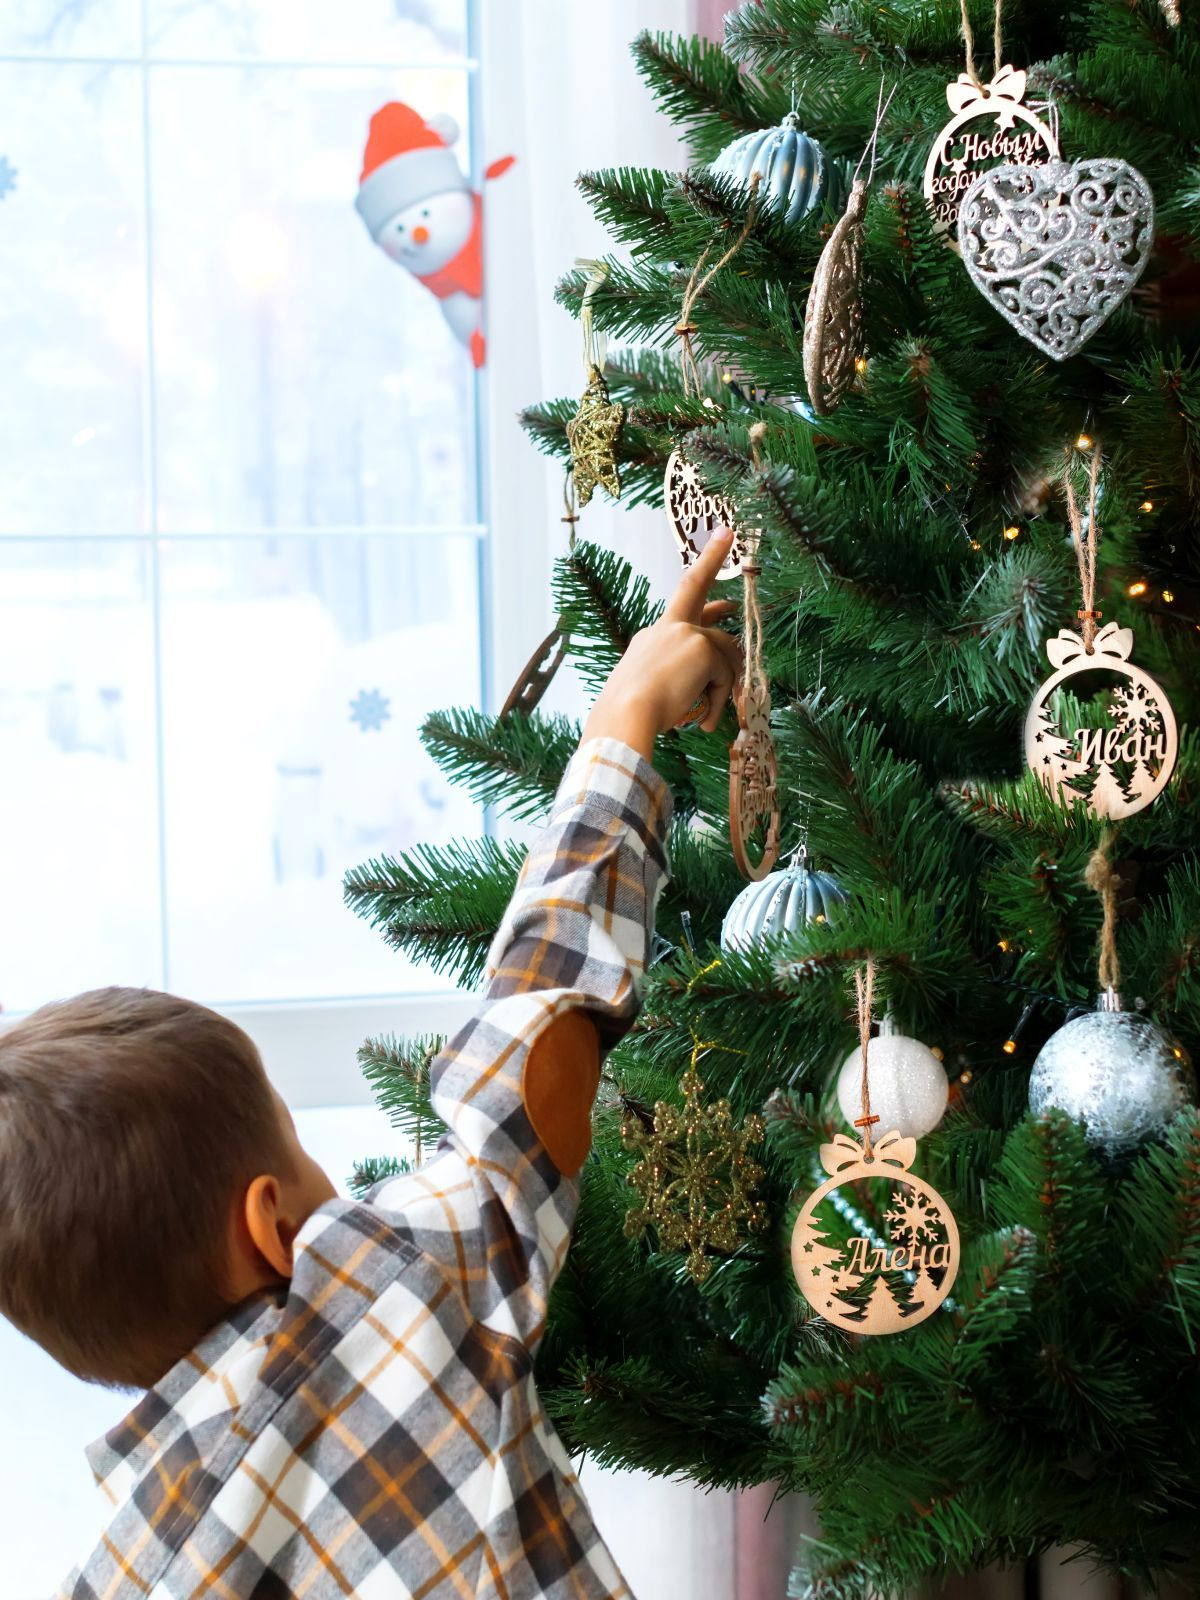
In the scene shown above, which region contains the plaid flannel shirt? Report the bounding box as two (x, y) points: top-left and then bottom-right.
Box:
(61, 737), (671, 1600)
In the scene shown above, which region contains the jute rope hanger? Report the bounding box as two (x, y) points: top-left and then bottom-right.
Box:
(959, 0), (1004, 89)
(1063, 438), (1104, 652)
(854, 958), (879, 1154)
(1085, 830), (1122, 994)
(675, 173), (761, 400)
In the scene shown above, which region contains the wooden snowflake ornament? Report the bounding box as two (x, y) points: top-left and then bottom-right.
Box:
(791, 1131), (960, 1334)
(622, 1055), (768, 1283)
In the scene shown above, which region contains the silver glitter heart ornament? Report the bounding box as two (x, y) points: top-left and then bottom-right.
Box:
(957, 157), (1155, 360)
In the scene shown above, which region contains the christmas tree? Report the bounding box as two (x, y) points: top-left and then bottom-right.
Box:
(344, 4), (1200, 1593)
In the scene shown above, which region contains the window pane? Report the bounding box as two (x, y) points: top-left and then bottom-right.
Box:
(159, 534), (481, 1004)
(0, 64), (146, 535)
(0, 0), (140, 56)
(293, 1103), (409, 1190)
(148, 66), (477, 533)
(147, 0), (468, 64)
(0, 542), (161, 1013)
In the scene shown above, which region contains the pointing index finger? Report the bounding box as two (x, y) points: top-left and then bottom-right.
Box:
(665, 529), (736, 622)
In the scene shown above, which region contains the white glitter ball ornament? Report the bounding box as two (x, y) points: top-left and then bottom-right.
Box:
(836, 1015), (950, 1141)
(1028, 992), (1195, 1159)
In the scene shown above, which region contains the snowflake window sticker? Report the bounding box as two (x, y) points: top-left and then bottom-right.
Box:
(349, 688), (392, 733)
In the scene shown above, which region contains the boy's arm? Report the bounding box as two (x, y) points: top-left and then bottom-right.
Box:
(370, 532), (740, 1351)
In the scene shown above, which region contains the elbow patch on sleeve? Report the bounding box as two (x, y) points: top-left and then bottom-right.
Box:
(522, 1011), (601, 1177)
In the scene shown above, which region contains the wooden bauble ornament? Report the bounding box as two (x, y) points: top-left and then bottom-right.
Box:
(499, 625), (569, 719)
(1025, 622), (1178, 820)
(922, 64), (1058, 236)
(710, 113), (836, 227)
(803, 177), (867, 416)
(957, 157), (1155, 360)
(791, 1130), (960, 1334)
(664, 449), (748, 581)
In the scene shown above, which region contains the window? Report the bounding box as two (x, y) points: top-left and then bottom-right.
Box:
(0, 0), (485, 1027)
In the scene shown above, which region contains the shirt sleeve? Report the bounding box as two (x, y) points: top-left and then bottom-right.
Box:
(368, 736), (672, 1352)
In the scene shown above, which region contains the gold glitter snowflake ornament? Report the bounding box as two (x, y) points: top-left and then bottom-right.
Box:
(622, 1044), (768, 1284)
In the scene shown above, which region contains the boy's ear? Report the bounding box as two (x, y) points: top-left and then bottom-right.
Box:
(243, 1174), (295, 1280)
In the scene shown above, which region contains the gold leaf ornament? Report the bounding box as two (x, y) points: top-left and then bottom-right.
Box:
(803, 177), (867, 416)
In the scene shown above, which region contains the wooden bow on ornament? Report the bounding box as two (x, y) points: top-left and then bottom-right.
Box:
(944, 62), (1027, 115)
(819, 1129), (918, 1176)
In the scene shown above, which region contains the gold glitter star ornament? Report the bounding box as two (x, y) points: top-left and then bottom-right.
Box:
(566, 363), (624, 506)
(622, 1049), (768, 1283)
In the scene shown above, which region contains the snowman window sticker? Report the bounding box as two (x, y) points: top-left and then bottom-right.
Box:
(355, 102), (514, 368)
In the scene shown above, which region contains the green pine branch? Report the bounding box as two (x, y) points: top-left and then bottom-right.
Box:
(421, 707), (578, 822)
(357, 1032), (448, 1150)
(631, 29), (778, 162)
(343, 836), (525, 987)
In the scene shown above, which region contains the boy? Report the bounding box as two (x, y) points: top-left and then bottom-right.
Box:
(0, 532), (740, 1600)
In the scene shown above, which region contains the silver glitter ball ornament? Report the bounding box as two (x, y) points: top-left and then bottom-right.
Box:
(1028, 993), (1195, 1159)
(721, 856), (846, 952)
(709, 113), (837, 227)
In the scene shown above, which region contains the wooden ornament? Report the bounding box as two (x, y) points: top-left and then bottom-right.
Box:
(1024, 622), (1178, 820)
(923, 64), (1058, 236)
(803, 177), (867, 416)
(664, 448), (747, 582)
(499, 625), (569, 719)
(729, 538), (781, 882)
(791, 1130), (960, 1334)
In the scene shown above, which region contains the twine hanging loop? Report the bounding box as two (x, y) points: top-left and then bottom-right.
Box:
(1084, 830), (1122, 995)
(1062, 438), (1103, 653)
(854, 958), (879, 1154)
(675, 174), (761, 400)
(959, 0), (1005, 89)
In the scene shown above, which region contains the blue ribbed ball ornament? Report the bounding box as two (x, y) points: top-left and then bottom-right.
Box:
(709, 113), (836, 226)
(721, 856), (846, 952)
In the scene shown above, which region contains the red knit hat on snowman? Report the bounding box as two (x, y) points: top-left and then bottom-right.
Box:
(355, 102), (513, 305)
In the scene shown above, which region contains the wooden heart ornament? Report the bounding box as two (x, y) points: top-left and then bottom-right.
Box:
(957, 157), (1154, 360)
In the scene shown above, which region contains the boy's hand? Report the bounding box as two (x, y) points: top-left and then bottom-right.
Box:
(581, 530), (743, 761)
